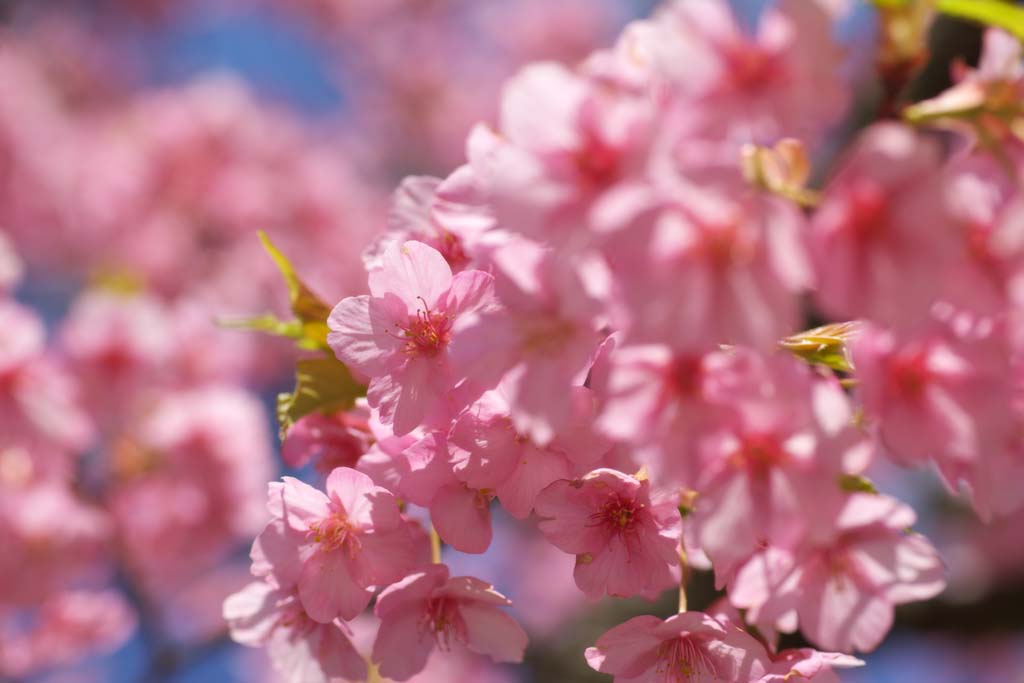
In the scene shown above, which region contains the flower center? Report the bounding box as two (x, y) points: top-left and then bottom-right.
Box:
(887, 350), (931, 400)
(402, 298), (452, 357)
(308, 511), (361, 555)
(420, 597), (467, 651)
(656, 635), (721, 682)
(732, 433), (787, 473)
(844, 178), (889, 241)
(591, 494), (644, 534)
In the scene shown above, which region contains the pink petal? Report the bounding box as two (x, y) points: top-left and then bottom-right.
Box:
(279, 477), (331, 534)
(222, 581), (280, 646)
(460, 602), (529, 663)
(372, 611), (435, 682)
(327, 295), (405, 375)
(585, 615), (664, 677)
(431, 484), (493, 554)
(496, 445), (572, 519)
(315, 623), (369, 682)
(369, 240), (453, 310)
(441, 270), (495, 317)
(299, 549), (372, 622)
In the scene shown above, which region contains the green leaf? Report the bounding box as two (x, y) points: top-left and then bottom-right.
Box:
(276, 357), (367, 439)
(220, 232), (333, 350)
(937, 0), (1024, 41)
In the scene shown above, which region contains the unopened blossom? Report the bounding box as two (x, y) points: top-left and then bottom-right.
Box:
(260, 468), (425, 622)
(372, 564), (528, 681)
(329, 240), (495, 435)
(730, 493), (946, 653)
(535, 468), (682, 599)
(224, 580), (367, 683)
(585, 611), (772, 683)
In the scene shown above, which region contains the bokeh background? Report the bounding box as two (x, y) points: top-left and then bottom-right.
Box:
(1, 0), (1021, 682)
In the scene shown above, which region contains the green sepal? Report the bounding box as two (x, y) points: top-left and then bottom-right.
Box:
(276, 356), (367, 440)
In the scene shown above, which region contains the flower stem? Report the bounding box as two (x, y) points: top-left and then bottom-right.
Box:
(678, 547), (689, 613)
(430, 524), (442, 564)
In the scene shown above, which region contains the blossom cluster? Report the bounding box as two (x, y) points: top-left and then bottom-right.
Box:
(226, 1), (1024, 682)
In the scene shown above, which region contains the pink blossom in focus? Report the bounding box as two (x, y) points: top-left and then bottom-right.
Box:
(585, 611), (772, 683)
(372, 564), (528, 681)
(535, 468), (682, 599)
(260, 468), (425, 622)
(328, 240), (496, 435)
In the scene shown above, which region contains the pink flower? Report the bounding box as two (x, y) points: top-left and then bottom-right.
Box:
(851, 319), (1024, 519)
(585, 611), (772, 683)
(0, 589), (136, 679)
(649, 0), (849, 145)
(810, 123), (960, 328)
(398, 432), (495, 554)
(448, 388), (578, 519)
(328, 240), (495, 435)
(760, 648), (864, 683)
(687, 350), (871, 585)
(450, 238), (606, 444)
(730, 493), (946, 653)
(58, 290), (173, 421)
(477, 62), (655, 241)
(109, 387), (273, 592)
(852, 321), (1009, 468)
(599, 181), (811, 352)
(535, 468), (682, 599)
(260, 467), (426, 622)
(224, 580), (367, 683)
(367, 169), (495, 273)
(372, 564), (528, 681)
(0, 301), (93, 453)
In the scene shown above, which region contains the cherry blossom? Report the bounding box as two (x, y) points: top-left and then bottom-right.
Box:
(535, 468), (682, 599)
(372, 564), (528, 681)
(328, 240), (496, 435)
